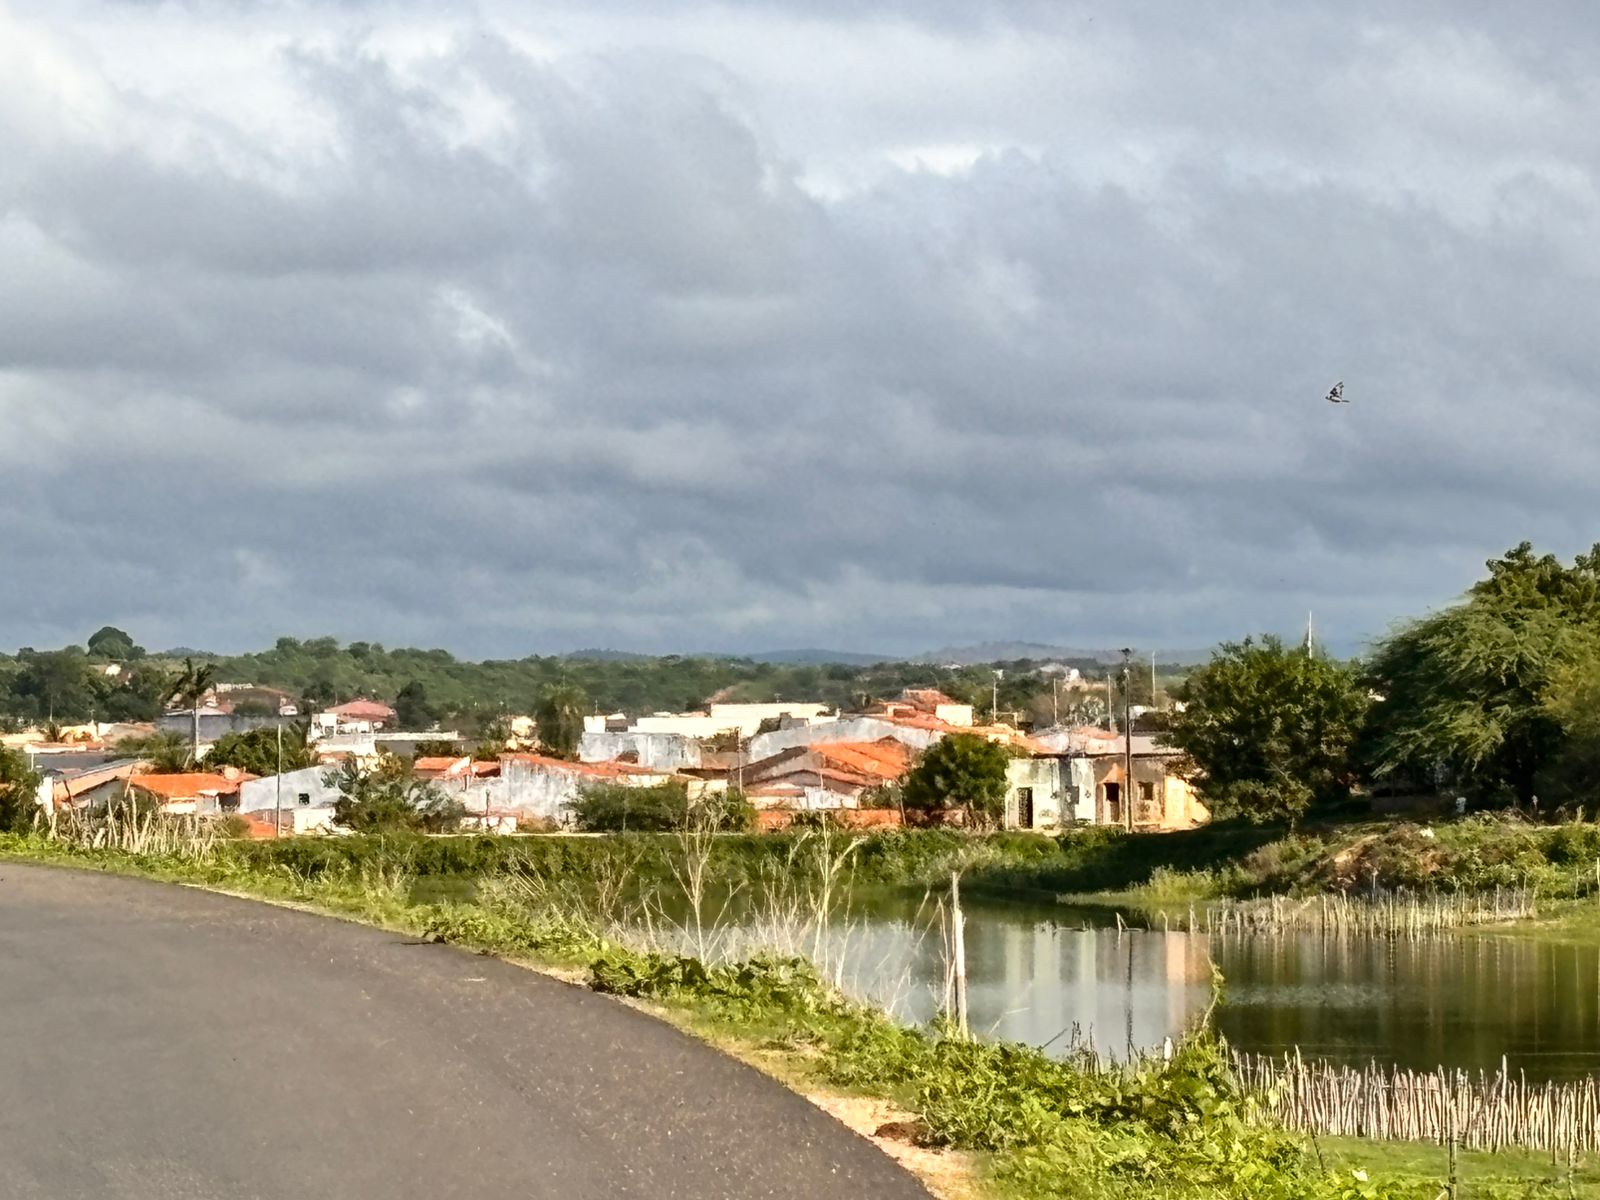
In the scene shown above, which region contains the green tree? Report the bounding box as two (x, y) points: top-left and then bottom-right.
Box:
(568, 781), (687, 831)
(902, 733), (1012, 827)
(326, 757), (465, 834)
(87, 626), (140, 661)
(535, 684), (588, 759)
(395, 680), (436, 729)
(1163, 636), (1368, 824)
(166, 657), (216, 767)
(1365, 544), (1600, 806)
(12, 649), (96, 721)
(205, 724), (317, 777)
(566, 781), (754, 832)
(0, 744), (42, 832)
(114, 730), (191, 773)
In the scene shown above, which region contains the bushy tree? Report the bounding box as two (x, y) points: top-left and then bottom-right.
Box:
(395, 680), (436, 729)
(902, 733), (1011, 827)
(566, 782), (753, 832)
(0, 745), (42, 832)
(326, 757), (465, 834)
(87, 626), (140, 661)
(205, 724), (317, 777)
(1163, 636), (1368, 824)
(535, 684), (588, 759)
(1365, 544), (1600, 805)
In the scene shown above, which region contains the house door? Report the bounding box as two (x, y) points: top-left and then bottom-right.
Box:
(1015, 787), (1034, 829)
(1103, 782), (1121, 825)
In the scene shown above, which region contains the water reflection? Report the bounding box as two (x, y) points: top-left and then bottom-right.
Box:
(695, 891), (1600, 1081)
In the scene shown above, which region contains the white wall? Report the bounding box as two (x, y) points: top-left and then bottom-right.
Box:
(577, 731), (703, 770)
(238, 767), (342, 813)
(746, 717), (944, 762)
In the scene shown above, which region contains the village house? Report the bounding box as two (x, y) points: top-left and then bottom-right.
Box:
(311, 698), (399, 737)
(495, 753), (694, 824)
(738, 739), (913, 810)
(128, 768), (256, 816)
(1001, 740), (1207, 833)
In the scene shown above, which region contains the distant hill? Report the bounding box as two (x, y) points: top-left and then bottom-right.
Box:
(560, 649), (654, 663)
(914, 642), (1215, 668)
(744, 648), (893, 666)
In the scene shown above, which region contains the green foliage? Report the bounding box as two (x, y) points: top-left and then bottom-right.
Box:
(87, 626), (140, 661)
(903, 733), (1012, 826)
(412, 738), (463, 758)
(1366, 543), (1600, 805)
(205, 723), (317, 776)
(566, 782), (756, 833)
(568, 781), (687, 831)
(535, 684), (588, 758)
(0, 744), (41, 833)
(326, 758), (466, 834)
(1164, 636), (1370, 824)
(395, 680), (436, 729)
(113, 730), (192, 772)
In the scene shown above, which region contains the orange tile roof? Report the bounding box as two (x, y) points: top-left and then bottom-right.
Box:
(327, 699), (397, 719)
(901, 688), (963, 709)
(501, 753), (667, 779)
(130, 772), (255, 799)
(414, 756), (469, 775)
(812, 739), (913, 782)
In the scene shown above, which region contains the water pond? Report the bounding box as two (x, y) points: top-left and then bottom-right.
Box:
(688, 889), (1600, 1082)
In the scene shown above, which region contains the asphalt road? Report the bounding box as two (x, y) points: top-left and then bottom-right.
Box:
(0, 864), (931, 1199)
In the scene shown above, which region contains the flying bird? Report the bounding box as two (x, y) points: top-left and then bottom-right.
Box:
(1326, 381), (1347, 404)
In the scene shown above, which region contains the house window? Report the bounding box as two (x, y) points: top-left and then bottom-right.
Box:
(298, 793), (311, 806)
(1015, 787), (1034, 829)
(1137, 780), (1157, 822)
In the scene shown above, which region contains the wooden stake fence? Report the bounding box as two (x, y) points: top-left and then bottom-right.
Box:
(1232, 1050), (1600, 1156)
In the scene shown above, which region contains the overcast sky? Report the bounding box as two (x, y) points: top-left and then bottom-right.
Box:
(4, 1), (1598, 658)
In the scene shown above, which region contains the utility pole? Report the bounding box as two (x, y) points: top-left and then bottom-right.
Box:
(991, 669), (1002, 725)
(274, 720), (283, 839)
(1052, 677), (1060, 728)
(1120, 648), (1134, 832)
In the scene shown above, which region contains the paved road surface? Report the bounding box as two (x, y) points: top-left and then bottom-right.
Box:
(0, 864), (931, 1199)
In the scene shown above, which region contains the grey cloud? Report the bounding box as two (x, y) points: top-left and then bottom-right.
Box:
(4, 2), (1600, 657)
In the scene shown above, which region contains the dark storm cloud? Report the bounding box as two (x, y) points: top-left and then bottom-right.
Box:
(3, 0), (1600, 656)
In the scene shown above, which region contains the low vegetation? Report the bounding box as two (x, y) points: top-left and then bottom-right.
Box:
(0, 826), (1452, 1200)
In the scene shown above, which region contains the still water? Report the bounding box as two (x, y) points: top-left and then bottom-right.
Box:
(726, 891), (1600, 1082)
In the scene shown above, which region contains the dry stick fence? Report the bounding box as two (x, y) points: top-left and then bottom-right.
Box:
(1232, 1050), (1600, 1158)
(1153, 888), (1540, 937)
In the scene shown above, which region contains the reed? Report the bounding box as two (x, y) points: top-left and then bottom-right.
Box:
(1171, 888), (1538, 937)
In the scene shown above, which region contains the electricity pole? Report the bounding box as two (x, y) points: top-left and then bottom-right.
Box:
(1120, 648), (1133, 832)
(274, 720), (283, 839)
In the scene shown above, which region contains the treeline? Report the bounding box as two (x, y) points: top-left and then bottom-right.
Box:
(0, 628), (1150, 733)
(1166, 542), (1600, 819)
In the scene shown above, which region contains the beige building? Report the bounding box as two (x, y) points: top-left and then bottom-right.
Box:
(1003, 752), (1207, 833)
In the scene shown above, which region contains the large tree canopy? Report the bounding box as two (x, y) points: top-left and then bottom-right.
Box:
(1364, 543), (1600, 805)
(1162, 636), (1369, 824)
(902, 733), (1012, 827)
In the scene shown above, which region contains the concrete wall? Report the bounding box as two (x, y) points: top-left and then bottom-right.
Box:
(577, 731), (703, 771)
(746, 717), (944, 762)
(238, 767), (342, 813)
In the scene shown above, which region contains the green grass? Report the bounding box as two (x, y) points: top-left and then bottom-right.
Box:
(1324, 1136), (1600, 1198)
